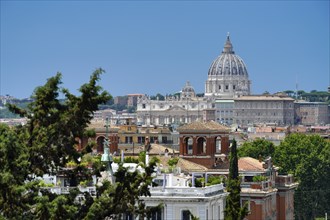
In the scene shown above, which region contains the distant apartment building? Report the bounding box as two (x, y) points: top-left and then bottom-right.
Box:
(177, 121), (298, 220)
(214, 99), (234, 125)
(294, 101), (329, 125)
(203, 108), (216, 122)
(234, 95), (295, 126)
(93, 109), (116, 121)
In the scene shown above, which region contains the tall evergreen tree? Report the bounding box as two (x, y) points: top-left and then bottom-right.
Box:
(1, 69), (161, 219)
(225, 139), (249, 220)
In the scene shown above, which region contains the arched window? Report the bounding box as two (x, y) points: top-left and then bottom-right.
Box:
(96, 136), (105, 153)
(185, 137), (193, 155)
(216, 136), (222, 153)
(197, 137), (206, 155)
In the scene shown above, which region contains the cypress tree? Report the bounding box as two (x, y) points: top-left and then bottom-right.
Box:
(225, 139), (249, 220)
(229, 139), (239, 180)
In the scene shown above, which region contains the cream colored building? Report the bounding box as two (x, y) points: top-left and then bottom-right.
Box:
(137, 34), (249, 126)
(234, 95), (295, 126)
(143, 174), (227, 220)
(137, 81), (214, 126)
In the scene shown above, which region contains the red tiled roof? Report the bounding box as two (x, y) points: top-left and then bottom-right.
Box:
(238, 157), (265, 171)
(177, 121), (230, 132)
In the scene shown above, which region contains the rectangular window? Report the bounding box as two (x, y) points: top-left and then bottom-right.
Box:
(233, 85), (236, 90)
(142, 104), (146, 109)
(148, 206), (162, 220)
(181, 210), (191, 220)
(162, 136), (167, 144)
(226, 85), (229, 90)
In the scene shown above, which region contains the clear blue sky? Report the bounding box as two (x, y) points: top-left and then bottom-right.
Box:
(1, 1), (329, 99)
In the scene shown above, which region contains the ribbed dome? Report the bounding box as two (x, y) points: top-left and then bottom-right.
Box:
(182, 81), (195, 93)
(181, 81), (195, 98)
(208, 35), (248, 77)
(205, 33), (251, 98)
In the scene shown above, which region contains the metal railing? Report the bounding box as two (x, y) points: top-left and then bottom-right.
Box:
(150, 183), (224, 196)
(40, 186), (96, 196)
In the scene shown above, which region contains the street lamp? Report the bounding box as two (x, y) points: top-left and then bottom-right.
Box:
(101, 117), (114, 183)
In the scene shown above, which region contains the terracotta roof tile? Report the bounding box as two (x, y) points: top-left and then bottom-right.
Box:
(177, 158), (208, 172)
(177, 121), (230, 132)
(238, 157), (265, 171)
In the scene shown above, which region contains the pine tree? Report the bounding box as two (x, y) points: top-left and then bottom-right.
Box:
(1, 69), (161, 219)
(225, 139), (249, 220)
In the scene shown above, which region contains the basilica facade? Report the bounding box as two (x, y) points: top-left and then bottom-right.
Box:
(137, 34), (250, 126)
(136, 81), (214, 126)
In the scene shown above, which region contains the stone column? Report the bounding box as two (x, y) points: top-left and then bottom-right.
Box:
(179, 136), (185, 155)
(221, 136), (229, 155)
(192, 136), (198, 155)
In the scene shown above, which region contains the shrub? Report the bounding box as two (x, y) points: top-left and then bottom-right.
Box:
(252, 175), (268, 182)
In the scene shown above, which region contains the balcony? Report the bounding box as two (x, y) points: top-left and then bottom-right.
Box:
(275, 174), (298, 189)
(241, 180), (272, 191)
(149, 183), (225, 197)
(40, 186), (96, 196)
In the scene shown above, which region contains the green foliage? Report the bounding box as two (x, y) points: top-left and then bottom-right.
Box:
(139, 151), (146, 164)
(0, 124), (34, 218)
(283, 89), (330, 102)
(225, 179), (249, 220)
(238, 138), (275, 160)
(300, 90), (330, 102)
(189, 177), (204, 187)
(113, 156), (139, 164)
(86, 159), (159, 219)
(7, 69), (111, 178)
(127, 106), (136, 113)
(150, 93), (165, 100)
(66, 160), (77, 168)
(38, 180), (55, 187)
(167, 157), (179, 167)
(0, 69), (161, 219)
(0, 101), (31, 118)
(79, 180), (90, 187)
(0, 107), (21, 118)
(195, 178), (204, 187)
(252, 175), (267, 182)
(274, 133), (330, 219)
(206, 175), (222, 186)
(188, 210), (200, 220)
(83, 129), (96, 138)
(225, 139), (249, 220)
(283, 90), (295, 97)
(229, 139), (239, 180)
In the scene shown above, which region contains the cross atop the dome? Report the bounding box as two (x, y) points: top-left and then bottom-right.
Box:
(223, 33), (233, 53)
